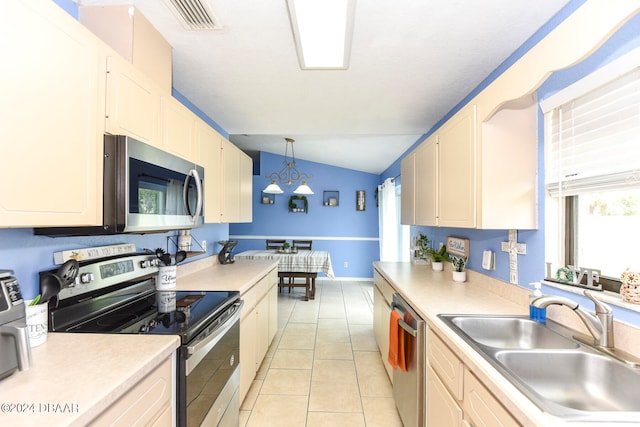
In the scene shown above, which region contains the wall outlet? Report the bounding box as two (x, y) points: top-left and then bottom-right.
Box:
(344, 261), (348, 268)
(202, 240), (206, 252)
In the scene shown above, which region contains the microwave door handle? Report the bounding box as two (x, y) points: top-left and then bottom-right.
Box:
(183, 169), (203, 222)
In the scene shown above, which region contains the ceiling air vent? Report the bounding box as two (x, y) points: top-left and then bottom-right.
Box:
(164, 0), (220, 30)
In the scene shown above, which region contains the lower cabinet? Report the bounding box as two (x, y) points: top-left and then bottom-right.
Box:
(428, 331), (518, 427)
(90, 355), (174, 426)
(373, 269), (394, 380)
(239, 267), (278, 403)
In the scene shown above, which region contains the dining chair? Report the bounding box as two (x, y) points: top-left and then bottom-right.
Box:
(266, 239), (286, 250)
(292, 240), (312, 250)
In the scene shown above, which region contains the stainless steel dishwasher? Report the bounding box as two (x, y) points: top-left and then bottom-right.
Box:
(391, 293), (426, 427)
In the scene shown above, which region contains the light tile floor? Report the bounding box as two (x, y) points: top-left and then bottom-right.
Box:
(239, 280), (404, 427)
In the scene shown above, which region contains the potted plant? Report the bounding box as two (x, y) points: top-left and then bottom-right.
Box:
(281, 241), (291, 253)
(450, 256), (467, 282)
(427, 245), (447, 271)
(414, 233), (430, 262)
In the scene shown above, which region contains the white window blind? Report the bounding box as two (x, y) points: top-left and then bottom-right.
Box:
(545, 67), (640, 197)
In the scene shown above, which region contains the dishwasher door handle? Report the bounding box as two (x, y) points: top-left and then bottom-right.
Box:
(393, 307), (418, 337)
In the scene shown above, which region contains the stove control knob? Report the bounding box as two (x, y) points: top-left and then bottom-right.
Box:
(79, 273), (94, 284)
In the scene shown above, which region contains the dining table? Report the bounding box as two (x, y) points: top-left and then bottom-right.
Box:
(234, 250), (335, 300)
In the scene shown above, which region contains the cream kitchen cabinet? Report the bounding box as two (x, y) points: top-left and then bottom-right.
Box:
(403, 105), (476, 228)
(414, 134), (439, 226)
(0, 0), (104, 228)
(79, 4), (172, 92)
(197, 121), (223, 223)
(221, 140), (253, 223)
(162, 95), (197, 162)
(373, 269), (394, 380)
(90, 355), (174, 426)
(400, 151), (415, 225)
(438, 104), (477, 228)
(105, 53), (162, 147)
(239, 267), (278, 403)
(428, 330), (517, 427)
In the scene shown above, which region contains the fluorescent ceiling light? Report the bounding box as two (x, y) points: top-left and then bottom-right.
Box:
(286, 0), (356, 70)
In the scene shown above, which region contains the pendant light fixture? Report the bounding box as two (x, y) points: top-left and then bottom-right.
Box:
(263, 137), (314, 194)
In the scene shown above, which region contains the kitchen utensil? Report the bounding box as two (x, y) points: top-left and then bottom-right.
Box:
(175, 251), (187, 265)
(161, 253), (172, 266)
(156, 248), (166, 259)
(39, 272), (62, 305)
(29, 295), (41, 306)
(57, 259), (79, 287)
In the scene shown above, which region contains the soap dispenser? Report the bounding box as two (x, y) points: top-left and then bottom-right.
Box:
(529, 282), (546, 324)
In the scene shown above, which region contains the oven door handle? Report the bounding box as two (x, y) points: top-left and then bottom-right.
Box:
(187, 301), (242, 357)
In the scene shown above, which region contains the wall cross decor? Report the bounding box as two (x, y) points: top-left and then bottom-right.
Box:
(501, 230), (526, 284)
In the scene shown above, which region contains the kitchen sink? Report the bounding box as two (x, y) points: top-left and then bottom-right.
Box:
(495, 350), (640, 413)
(438, 314), (640, 422)
(448, 315), (578, 349)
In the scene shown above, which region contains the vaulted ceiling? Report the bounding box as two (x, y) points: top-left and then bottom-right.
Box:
(76, 0), (571, 173)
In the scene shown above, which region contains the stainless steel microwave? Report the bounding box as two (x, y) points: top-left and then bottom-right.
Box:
(36, 135), (204, 236)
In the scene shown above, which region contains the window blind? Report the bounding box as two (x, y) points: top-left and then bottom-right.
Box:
(545, 67), (640, 197)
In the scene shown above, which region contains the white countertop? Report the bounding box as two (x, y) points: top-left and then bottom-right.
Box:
(0, 333), (179, 427)
(176, 257), (279, 294)
(374, 261), (634, 427)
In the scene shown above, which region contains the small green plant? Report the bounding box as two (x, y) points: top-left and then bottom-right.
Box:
(427, 245), (448, 262)
(282, 242), (290, 250)
(450, 256), (467, 272)
(415, 233), (430, 259)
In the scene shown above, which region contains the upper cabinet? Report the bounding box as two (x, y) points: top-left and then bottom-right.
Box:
(0, 0), (105, 227)
(197, 121), (223, 223)
(79, 5), (172, 92)
(220, 140), (253, 223)
(105, 53), (162, 147)
(162, 95), (196, 161)
(415, 134), (439, 226)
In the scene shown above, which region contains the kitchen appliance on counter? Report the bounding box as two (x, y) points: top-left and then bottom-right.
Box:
(391, 293), (426, 427)
(35, 135), (204, 236)
(217, 240), (238, 265)
(41, 253), (241, 427)
(0, 270), (31, 380)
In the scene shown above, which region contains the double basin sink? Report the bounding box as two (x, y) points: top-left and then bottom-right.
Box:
(438, 314), (640, 422)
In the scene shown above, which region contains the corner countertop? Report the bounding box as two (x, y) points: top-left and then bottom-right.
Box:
(0, 333), (179, 427)
(373, 261), (622, 427)
(175, 257), (279, 294)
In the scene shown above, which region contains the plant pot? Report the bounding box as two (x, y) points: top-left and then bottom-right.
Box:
(432, 261), (444, 271)
(452, 271), (466, 282)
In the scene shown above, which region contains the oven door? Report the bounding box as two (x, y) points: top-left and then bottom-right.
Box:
(178, 301), (241, 427)
(118, 135), (204, 233)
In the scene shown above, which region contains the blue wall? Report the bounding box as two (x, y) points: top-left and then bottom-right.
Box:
(229, 152), (380, 278)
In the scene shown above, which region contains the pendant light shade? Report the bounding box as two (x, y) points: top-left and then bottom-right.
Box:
(263, 180), (284, 194)
(293, 181), (314, 195)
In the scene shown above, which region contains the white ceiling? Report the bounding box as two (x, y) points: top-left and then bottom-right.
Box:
(75, 0), (571, 174)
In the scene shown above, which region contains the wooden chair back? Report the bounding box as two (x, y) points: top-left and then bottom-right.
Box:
(292, 240), (312, 250)
(266, 239), (286, 250)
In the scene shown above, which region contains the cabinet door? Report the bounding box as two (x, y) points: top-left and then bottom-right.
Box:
(373, 285), (392, 380)
(427, 366), (463, 427)
(268, 282), (278, 344)
(162, 96), (196, 161)
(197, 121), (222, 223)
(415, 135), (438, 226)
(400, 153), (415, 225)
(105, 54), (161, 147)
(438, 105), (477, 228)
(255, 296), (270, 369)
(239, 308), (257, 404)
(221, 139), (241, 222)
(0, 0), (103, 227)
(463, 368), (519, 427)
(238, 151), (253, 223)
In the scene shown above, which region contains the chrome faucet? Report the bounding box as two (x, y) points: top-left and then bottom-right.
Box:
(531, 290), (614, 348)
